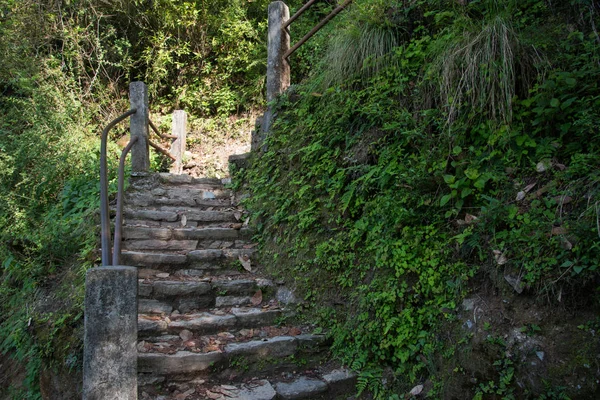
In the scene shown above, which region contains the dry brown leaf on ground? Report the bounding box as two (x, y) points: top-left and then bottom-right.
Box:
(239, 255), (252, 272)
(250, 289), (263, 306)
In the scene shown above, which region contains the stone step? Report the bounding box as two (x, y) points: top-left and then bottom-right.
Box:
(126, 192), (232, 208)
(123, 226), (252, 241)
(138, 334), (328, 378)
(122, 249), (255, 274)
(130, 172), (227, 189)
(138, 367), (357, 400)
(138, 277), (274, 313)
(138, 307), (287, 337)
(123, 210), (238, 224)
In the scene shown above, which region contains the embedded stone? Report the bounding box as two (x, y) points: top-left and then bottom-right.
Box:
(229, 381), (276, 400)
(138, 283), (153, 297)
(138, 299), (172, 315)
(231, 308), (283, 327)
(185, 211), (236, 222)
(124, 209), (178, 222)
(212, 279), (257, 294)
(123, 226), (172, 240)
(138, 317), (168, 333)
(188, 249), (223, 260)
(168, 313), (237, 333)
(274, 377), (328, 400)
(225, 336), (297, 360)
(153, 281), (211, 297)
(123, 239), (198, 251)
(138, 351), (223, 375)
(122, 251), (187, 266)
(172, 228), (239, 240)
(176, 298), (213, 313)
(215, 296), (252, 308)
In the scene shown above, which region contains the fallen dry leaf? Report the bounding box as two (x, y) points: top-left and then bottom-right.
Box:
(523, 182), (537, 193)
(493, 250), (508, 265)
(234, 211), (242, 221)
(250, 289), (263, 306)
(239, 255), (252, 272)
(409, 384), (424, 396)
(288, 327), (302, 336)
(205, 391), (222, 400)
(464, 214), (478, 224)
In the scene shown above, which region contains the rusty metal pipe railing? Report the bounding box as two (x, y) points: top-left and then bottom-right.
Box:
(112, 135), (139, 266)
(149, 139), (177, 161)
(282, 0), (317, 30)
(149, 119), (178, 140)
(283, 0), (354, 59)
(100, 108), (137, 266)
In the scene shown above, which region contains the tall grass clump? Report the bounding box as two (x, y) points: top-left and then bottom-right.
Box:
(430, 14), (542, 124)
(316, 0), (404, 88)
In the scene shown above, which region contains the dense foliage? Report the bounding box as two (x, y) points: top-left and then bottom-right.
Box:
(0, 0), (323, 396)
(242, 0), (600, 397)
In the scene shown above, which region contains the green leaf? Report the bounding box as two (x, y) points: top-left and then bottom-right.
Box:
(550, 98), (560, 108)
(443, 175), (455, 184)
(573, 265), (584, 274)
(440, 194), (452, 206)
(560, 260), (573, 268)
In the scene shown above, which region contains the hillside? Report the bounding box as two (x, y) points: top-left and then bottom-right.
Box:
(238, 0), (600, 398)
(1, 0), (600, 398)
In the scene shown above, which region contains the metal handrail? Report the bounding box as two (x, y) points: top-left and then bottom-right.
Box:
(282, 0), (317, 30)
(100, 108), (182, 266)
(149, 119), (178, 140)
(100, 109), (137, 266)
(112, 135), (139, 266)
(283, 0), (354, 60)
(149, 138), (177, 161)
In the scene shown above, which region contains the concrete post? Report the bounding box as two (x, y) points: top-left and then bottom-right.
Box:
(169, 110), (187, 174)
(83, 266), (138, 400)
(260, 1), (290, 143)
(130, 82), (150, 173)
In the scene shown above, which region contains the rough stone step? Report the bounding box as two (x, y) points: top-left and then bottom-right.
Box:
(122, 239), (199, 251)
(138, 334), (327, 377)
(123, 210), (238, 224)
(138, 278), (274, 314)
(138, 307), (286, 337)
(138, 367), (357, 400)
(138, 324), (316, 358)
(157, 173), (227, 186)
(121, 229), (254, 252)
(125, 192), (232, 208)
(121, 249), (255, 274)
(122, 226), (251, 241)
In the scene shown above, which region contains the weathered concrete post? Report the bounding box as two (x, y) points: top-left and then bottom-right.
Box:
(256, 1), (290, 149)
(169, 110), (187, 174)
(130, 81), (150, 173)
(83, 266), (138, 400)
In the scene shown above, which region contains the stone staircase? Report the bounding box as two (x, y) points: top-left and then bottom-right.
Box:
(119, 172), (356, 400)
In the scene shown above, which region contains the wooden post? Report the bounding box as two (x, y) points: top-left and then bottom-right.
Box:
(257, 1), (290, 147)
(130, 82), (150, 173)
(170, 110), (187, 174)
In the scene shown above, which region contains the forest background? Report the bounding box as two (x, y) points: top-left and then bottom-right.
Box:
(1, 0), (600, 399)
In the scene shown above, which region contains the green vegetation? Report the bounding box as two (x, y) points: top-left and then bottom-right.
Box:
(2, 0), (600, 398)
(240, 0), (600, 397)
(0, 0), (315, 396)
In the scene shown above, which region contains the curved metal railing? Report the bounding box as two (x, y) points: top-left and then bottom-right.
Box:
(99, 105), (180, 266)
(100, 109), (138, 266)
